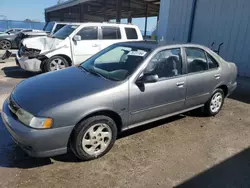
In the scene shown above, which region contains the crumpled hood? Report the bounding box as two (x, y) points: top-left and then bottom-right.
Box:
(12, 67), (116, 115)
(22, 36), (63, 51)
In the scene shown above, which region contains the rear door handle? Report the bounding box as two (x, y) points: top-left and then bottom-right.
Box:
(92, 44), (99, 47)
(214, 74), (221, 79)
(176, 82), (185, 88)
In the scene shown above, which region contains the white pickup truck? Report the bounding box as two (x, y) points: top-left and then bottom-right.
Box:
(16, 22), (143, 72)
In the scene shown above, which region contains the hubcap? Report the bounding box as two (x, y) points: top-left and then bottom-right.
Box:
(82, 123), (112, 156)
(210, 92), (223, 113)
(49, 58), (66, 71)
(0, 41), (11, 50)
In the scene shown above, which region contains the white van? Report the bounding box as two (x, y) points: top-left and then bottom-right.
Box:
(16, 22), (143, 72)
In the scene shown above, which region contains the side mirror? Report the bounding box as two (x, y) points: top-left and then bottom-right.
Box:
(144, 74), (159, 83)
(136, 73), (159, 84)
(73, 35), (81, 41)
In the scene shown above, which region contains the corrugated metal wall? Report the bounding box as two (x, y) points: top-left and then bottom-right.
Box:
(165, 0), (193, 42)
(159, 0), (250, 77)
(191, 0), (250, 77)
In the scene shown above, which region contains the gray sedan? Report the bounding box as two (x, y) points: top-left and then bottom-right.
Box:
(2, 42), (237, 160)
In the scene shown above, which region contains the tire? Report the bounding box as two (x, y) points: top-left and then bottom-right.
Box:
(71, 116), (117, 161)
(0, 40), (12, 50)
(204, 88), (225, 116)
(45, 56), (69, 72)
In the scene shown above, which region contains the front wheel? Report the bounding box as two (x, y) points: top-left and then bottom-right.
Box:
(71, 116), (117, 161)
(45, 56), (69, 72)
(204, 88), (225, 116)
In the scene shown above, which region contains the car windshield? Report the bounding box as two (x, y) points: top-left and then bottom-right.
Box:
(80, 44), (151, 81)
(52, 25), (79, 40)
(6, 29), (21, 34)
(44, 22), (55, 33)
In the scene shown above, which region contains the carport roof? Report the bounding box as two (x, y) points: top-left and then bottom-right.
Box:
(45, 0), (160, 18)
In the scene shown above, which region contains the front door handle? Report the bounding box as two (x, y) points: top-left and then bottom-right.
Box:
(92, 44), (99, 47)
(214, 74), (221, 79)
(176, 82), (185, 88)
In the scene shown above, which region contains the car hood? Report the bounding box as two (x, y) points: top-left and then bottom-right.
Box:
(12, 67), (117, 115)
(21, 36), (63, 51)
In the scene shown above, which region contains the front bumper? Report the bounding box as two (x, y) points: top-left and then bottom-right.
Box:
(16, 52), (42, 72)
(1, 100), (75, 158)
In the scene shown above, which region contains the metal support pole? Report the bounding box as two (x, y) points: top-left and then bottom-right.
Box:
(116, 0), (122, 23)
(60, 10), (64, 21)
(80, 4), (84, 22)
(127, 16), (132, 23)
(187, 0), (197, 42)
(144, 4), (148, 38)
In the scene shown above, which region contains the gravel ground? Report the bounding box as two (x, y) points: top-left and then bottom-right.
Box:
(0, 54), (249, 188)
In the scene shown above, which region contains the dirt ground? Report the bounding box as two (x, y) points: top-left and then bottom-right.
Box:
(0, 52), (250, 188)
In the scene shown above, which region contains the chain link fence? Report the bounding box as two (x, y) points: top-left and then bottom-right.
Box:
(0, 20), (45, 32)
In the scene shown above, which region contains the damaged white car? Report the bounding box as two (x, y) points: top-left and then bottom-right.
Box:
(16, 22), (143, 72)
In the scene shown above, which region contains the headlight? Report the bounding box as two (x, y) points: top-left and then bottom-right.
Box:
(16, 108), (52, 129)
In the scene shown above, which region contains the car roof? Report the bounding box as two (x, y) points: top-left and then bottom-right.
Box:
(117, 41), (158, 50)
(117, 41), (211, 51)
(49, 22), (138, 28)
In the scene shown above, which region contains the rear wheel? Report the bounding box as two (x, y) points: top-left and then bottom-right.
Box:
(71, 116), (117, 161)
(45, 56), (69, 72)
(0, 40), (11, 50)
(204, 88), (225, 116)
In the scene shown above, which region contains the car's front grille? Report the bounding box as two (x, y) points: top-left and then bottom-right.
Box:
(18, 46), (41, 58)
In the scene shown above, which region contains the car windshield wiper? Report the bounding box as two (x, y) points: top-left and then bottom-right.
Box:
(88, 68), (108, 80)
(78, 66), (107, 79)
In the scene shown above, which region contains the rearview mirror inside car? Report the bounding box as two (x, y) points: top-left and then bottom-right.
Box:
(73, 35), (81, 41)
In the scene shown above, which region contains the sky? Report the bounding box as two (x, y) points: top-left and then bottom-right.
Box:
(0, 0), (157, 31)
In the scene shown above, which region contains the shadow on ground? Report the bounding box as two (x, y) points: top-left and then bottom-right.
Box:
(1, 66), (38, 79)
(229, 77), (250, 104)
(175, 147), (250, 188)
(0, 113), (52, 169)
(0, 112), (186, 168)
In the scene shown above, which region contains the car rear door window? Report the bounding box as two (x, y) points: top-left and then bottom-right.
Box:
(145, 48), (182, 79)
(101, 27), (121, 40)
(206, 53), (219, 69)
(125, 28), (138, 39)
(186, 48), (208, 73)
(77, 26), (98, 40)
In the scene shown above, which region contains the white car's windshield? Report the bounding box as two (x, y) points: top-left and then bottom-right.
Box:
(52, 25), (79, 40)
(80, 44), (151, 81)
(44, 22), (55, 33)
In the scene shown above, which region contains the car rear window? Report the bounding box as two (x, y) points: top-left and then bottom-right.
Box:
(125, 27), (138, 39)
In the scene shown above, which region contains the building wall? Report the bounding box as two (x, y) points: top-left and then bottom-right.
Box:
(158, 0), (250, 77)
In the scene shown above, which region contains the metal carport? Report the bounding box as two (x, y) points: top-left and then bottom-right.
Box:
(45, 0), (160, 37)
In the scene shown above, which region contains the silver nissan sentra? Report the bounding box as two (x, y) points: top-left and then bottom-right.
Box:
(2, 41), (237, 160)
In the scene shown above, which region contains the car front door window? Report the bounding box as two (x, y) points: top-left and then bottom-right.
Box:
(145, 48), (183, 80)
(77, 27), (98, 40)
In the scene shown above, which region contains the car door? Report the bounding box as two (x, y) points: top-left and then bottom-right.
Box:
(99, 26), (123, 50)
(184, 47), (221, 108)
(72, 26), (101, 64)
(129, 48), (187, 126)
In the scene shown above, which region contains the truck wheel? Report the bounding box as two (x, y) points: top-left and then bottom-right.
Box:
(204, 88), (225, 116)
(45, 56), (69, 72)
(0, 40), (12, 50)
(71, 116), (117, 161)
